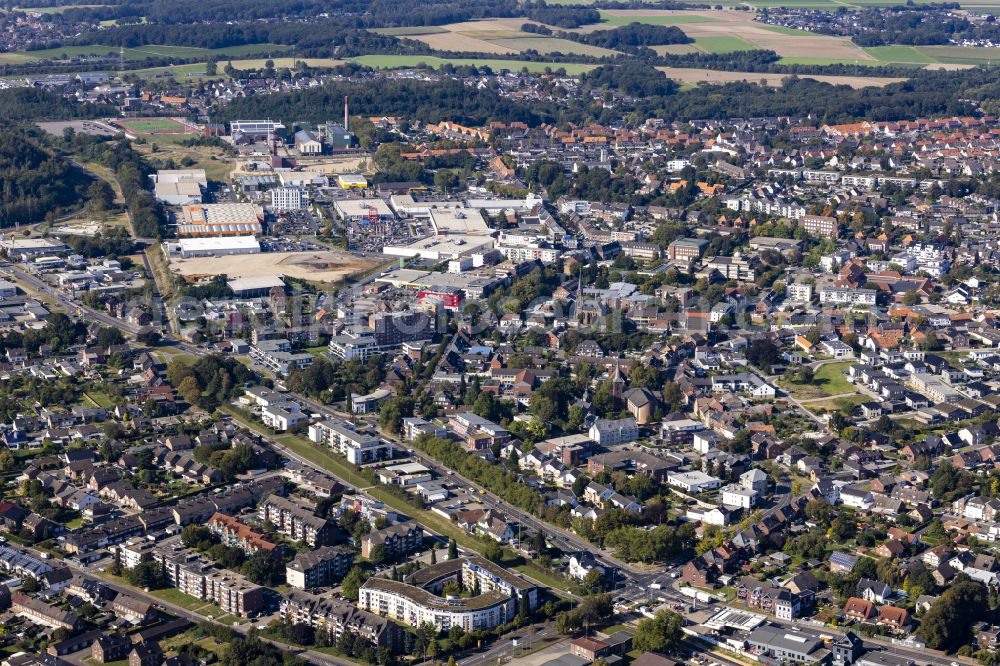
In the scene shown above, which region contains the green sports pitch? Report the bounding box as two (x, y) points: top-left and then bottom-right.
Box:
(115, 118), (196, 134)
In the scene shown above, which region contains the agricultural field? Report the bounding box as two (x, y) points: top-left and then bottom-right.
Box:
(656, 66), (903, 88)
(575, 9), (878, 61)
(488, 37), (619, 56)
(693, 35), (759, 53)
(403, 19), (620, 57)
(371, 26), (447, 36)
(348, 54), (595, 74)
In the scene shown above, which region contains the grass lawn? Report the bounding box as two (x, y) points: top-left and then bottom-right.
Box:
(133, 141), (233, 182)
(804, 394), (869, 415)
(348, 54), (595, 74)
(694, 35), (758, 53)
(83, 391), (115, 408)
(812, 362), (858, 395)
(84, 659), (128, 666)
(513, 561), (572, 591)
(148, 587), (213, 611)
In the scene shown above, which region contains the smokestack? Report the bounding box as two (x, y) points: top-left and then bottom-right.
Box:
(344, 96), (349, 132)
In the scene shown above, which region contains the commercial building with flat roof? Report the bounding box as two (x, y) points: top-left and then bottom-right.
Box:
(230, 120), (284, 138)
(177, 203), (263, 237)
(169, 236), (261, 258)
(227, 274), (285, 298)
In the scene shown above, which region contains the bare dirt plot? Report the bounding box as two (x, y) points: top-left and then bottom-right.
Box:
(412, 32), (518, 54)
(657, 66), (904, 88)
(170, 250), (380, 284)
(924, 62), (976, 70)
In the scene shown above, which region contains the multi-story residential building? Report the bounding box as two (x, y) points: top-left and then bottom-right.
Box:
(358, 557), (537, 632)
(369, 311), (436, 348)
(736, 577), (801, 620)
(588, 417), (639, 446)
(448, 412), (511, 449)
(798, 214), (839, 238)
(307, 420), (393, 464)
(258, 495), (337, 547)
(249, 339), (314, 377)
(361, 522), (423, 559)
(819, 288), (877, 306)
(207, 513), (279, 555)
(286, 546), (355, 589)
(787, 282), (814, 303)
(281, 590), (400, 649)
(705, 253), (757, 281)
(151, 546), (264, 617)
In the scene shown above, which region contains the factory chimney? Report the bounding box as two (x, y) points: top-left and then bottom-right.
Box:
(344, 96), (349, 132)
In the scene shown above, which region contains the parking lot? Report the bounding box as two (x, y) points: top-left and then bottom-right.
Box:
(270, 208), (325, 237)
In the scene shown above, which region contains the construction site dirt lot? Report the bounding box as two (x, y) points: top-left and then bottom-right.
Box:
(169, 250), (381, 283)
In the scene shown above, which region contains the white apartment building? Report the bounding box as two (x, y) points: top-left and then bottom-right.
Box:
(308, 420), (393, 464)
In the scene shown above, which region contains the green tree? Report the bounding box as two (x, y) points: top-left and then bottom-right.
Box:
(447, 539), (458, 560)
(342, 566), (367, 601)
(632, 610), (683, 654)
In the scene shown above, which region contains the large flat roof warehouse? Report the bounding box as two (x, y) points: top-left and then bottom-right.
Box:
(177, 203), (264, 237)
(227, 275), (286, 296)
(382, 234), (495, 261)
(152, 169), (208, 186)
(429, 208), (491, 235)
(334, 198), (395, 220)
(466, 194), (542, 213)
(0, 238), (68, 255)
(172, 236), (261, 257)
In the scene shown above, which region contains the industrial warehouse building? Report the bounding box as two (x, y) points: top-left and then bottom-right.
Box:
(227, 275), (286, 298)
(168, 236), (261, 258)
(334, 198), (394, 223)
(150, 169), (208, 205)
(177, 203), (264, 237)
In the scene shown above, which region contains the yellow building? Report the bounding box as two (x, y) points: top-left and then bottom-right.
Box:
(337, 174), (368, 189)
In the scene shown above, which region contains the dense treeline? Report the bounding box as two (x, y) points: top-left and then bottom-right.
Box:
(522, 2), (600, 28)
(213, 77), (560, 127)
(412, 434), (544, 512)
(0, 129), (90, 228)
(0, 88), (113, 121)
(67, 134), (167, 238)
(57, 20), (421, 56)
(167, 354), (254, 412)
(570, 22), (692, 48)
(581, 61), (678, 97)
(629, 69), (990, 124)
